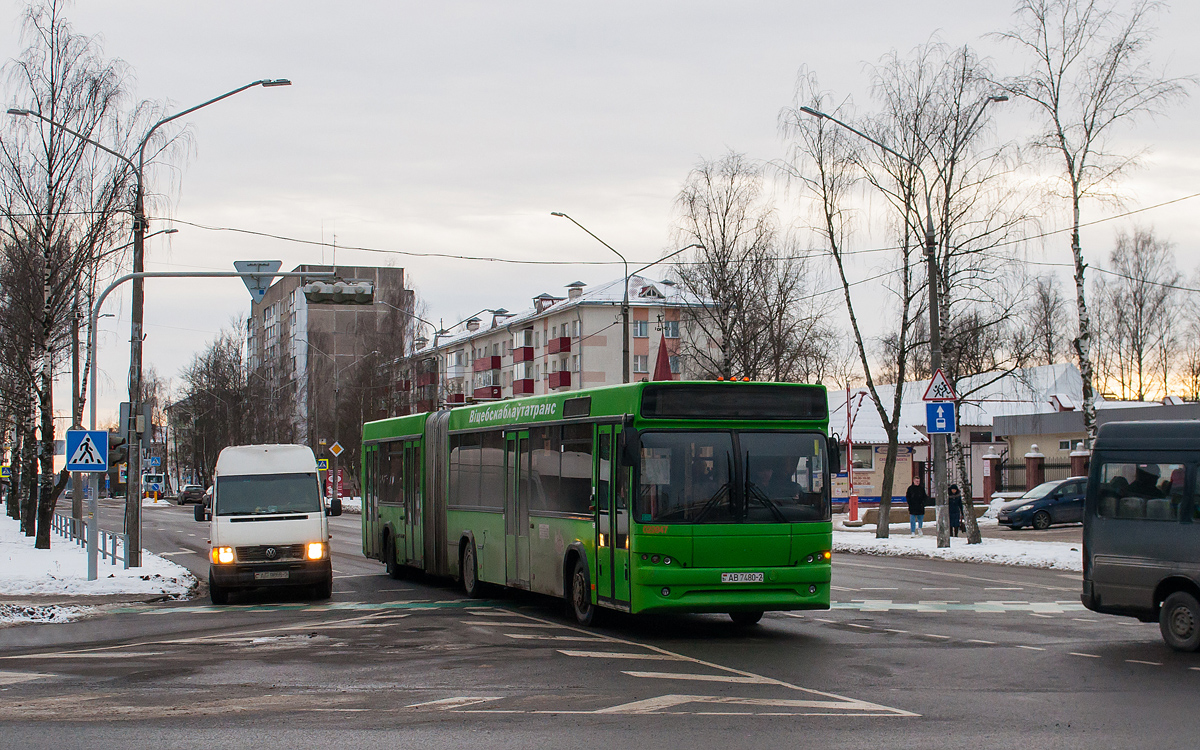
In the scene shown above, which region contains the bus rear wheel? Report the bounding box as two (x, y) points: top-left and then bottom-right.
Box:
(729, 611), (763, 626)
(385, 536), (404, 580)
(568, 557), (596, 626)
(462, 543), (484, 599)
(1160, 592), (1200, 652)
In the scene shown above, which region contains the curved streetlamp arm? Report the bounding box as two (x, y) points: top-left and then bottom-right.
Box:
(632, 243), (703, 277)
(6, 108), (136, 170)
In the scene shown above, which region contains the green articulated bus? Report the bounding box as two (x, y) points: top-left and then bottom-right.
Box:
(361, 381), (837, 625)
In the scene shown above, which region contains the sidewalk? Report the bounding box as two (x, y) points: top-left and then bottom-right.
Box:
(833, 514), (1082, 571)
(0, 513), (197, 627)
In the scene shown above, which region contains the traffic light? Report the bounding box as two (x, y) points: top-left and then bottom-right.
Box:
(108, 432), (128, 497)
(302, 280), (374, 304)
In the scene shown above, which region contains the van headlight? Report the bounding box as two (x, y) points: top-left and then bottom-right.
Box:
(212, 547), (234, 564)
(306, 542), (327, 561)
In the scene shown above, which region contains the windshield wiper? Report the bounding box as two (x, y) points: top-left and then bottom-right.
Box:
(745, 451), (788, 523)
(693, 450), (735, 523)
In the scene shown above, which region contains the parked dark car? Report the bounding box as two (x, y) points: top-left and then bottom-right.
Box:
(997, 477), (1087, 530)
(177, 484), (206, 505)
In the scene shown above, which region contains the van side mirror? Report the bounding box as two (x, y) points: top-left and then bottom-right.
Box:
(194, 504), (208, 522)
(619, 424), (639, 468)
(828, 436), (841, 474)
(327, 498), (343, 517)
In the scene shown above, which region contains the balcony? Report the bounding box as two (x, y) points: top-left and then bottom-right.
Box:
(512, 346), (534, 363)
(549, 371), (571, 390)
(513, 378), (535, 396)
(473, 385), (501, 400)
(473, 355), (502, 372)
(547, 336), (571, 355)
(446, 393), (466, 404)
(415, 371), (438, 387)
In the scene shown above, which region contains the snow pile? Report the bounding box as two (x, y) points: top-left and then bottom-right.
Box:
(339, 496), (362, 515)
(0, 515), (196, 597)
(0, 603), (93, 626)
(833, 530), (1083, 571)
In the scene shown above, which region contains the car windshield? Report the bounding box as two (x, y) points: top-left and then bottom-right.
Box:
(1021, 481), (1061, 500)
(215, 473), (322, 516)
(636, 431), (829, 524)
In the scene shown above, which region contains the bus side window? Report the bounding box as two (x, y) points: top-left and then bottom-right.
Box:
(596, 433), (611, 513)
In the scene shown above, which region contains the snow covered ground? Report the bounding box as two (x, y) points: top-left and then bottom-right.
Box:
(339, 496), (362, 515)
(0, 514), (197, 603)
(832, 527), (1083, 571)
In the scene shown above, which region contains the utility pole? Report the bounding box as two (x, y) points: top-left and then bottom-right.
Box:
(922, 203), (948, 548)
(125, 181), (146, 565)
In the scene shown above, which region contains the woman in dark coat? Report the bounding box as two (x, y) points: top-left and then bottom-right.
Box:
(905, 480), (929, 537)
(948, 484), (964, 537)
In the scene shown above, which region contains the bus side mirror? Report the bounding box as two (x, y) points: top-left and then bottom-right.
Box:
(328, 498), (343, 517)
(619, 425), (639, 468)
(828, 437), (841, 474)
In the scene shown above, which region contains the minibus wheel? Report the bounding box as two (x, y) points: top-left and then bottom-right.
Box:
(1160, 591), (1200, 652)
(312, 576), (333, 600)
(208, 574), (229, 605)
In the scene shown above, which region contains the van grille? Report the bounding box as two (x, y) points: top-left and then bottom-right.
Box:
(236, 544), (305, 562)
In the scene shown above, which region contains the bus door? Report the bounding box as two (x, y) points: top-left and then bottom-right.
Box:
(595, 425), (614, 601)
(404, 441), (422, 565)
(364, 445), (379, 559)
(505, 430), (531, 588)
(612, 440), (632, 606)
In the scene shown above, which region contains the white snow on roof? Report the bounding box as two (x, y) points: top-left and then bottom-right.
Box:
(830, 363), (1086, 445)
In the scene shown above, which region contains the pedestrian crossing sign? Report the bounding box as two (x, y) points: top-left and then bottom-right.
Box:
(317, 459), (329, 471)
(65, 430), (109, 472)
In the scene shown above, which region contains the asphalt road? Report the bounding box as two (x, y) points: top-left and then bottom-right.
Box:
(0, 500), (1196, 749)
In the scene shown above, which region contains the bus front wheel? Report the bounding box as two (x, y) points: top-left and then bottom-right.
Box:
(1160, 591), (1200, 652)
(569, 557), (596, 626)
(729, 611), (763, 626)
(462, 543), (484, 599)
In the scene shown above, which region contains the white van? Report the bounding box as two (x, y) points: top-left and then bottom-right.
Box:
(195, 444), (341, 604)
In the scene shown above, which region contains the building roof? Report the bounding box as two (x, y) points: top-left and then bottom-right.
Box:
(830, 363), (1085, 445)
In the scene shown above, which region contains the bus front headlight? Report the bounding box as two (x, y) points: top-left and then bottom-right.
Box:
(306, 542), (326, 561)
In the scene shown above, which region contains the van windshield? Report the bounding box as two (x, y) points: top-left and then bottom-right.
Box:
(215, 473), (322, 516)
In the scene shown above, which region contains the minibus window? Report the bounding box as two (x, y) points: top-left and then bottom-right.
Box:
(1095, 462), (1185, 521)
(216, 473), (322, 516)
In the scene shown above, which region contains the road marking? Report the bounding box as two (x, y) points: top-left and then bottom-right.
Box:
(859, 587), (898, 591)
(504, 633), (607, 642)
(1191, 667), (1200, 672)
(836, 559), (1077, 593)
(921, 587), (959, 591)
(558, 650), (684, 660)
(967, 639), (995, 645)
(1029, 613), (1055, 618)
(846, 623), (872, 629)
(813, 618), (835, 623)
(332, 574), (379, 579)
(831, 600), (1086, 614)
(831, 586), (858, 592)
(159, 551), (196, 557)
(460, 621), (569, 629)
(921, 634), (950, 640)
(622, 671), (776, 685)
(1126, 659), (1161, 666)
(407, 696), (503, 709)
(985, 587), (1023, 591)
(594, 694), (900, 715)
(1016, 646), (1045, 651)
(885, 629), (908, 634)
(1070, 652), (1100, 658)
(0, 671), (52, 684)
(1073, 618), (1097, 623)
(1, 652), (166, 660)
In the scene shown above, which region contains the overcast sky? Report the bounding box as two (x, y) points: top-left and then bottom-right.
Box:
(4, 1), (1198, 424)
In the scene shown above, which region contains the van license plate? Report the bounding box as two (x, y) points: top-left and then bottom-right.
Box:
(721, 572), (764, 583)
(254, 571), (289, 581)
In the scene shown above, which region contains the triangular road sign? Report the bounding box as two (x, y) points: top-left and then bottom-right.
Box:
(922, 368), (957, 402)
(234, 260), (283, 304)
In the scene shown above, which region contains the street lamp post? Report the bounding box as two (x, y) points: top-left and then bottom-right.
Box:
(551, 213), (630, 384)
(9, 77), (290, 565)
(796, 95), (1005, 548)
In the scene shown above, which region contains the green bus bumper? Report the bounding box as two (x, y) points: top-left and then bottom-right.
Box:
(630, 564), (831, 614)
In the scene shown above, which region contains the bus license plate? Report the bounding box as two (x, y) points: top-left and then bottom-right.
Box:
(721, 572), (764, 583)
(254, 571), (289, 581)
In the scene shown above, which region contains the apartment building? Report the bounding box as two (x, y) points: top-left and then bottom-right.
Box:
(412, 275), (703, 411)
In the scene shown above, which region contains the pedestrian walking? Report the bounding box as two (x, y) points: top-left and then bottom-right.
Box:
(905, 479), (929, 537)
(948, 484), (964, 537)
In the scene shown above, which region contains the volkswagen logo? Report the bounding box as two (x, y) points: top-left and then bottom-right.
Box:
(264, 547), (278, 560)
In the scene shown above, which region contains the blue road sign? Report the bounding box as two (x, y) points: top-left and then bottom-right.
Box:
(65, 430), (109, 472)
(0, 465), (9, 479)
(317, 458), (329, 471)
(925, 402), (957, 434)
(148, 456), (162, 467)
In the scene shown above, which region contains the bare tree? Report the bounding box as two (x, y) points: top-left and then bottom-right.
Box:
(999, 0), (1193, 439)
(1015, 275), (1070, 365)
(779, 71), (925, 539)
(1093, 227), (1178, 400)
(672, 151), (833, 382)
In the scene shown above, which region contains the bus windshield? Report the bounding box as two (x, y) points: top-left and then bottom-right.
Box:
(637, 431), (828, 524)
(215, 473), (322, 516)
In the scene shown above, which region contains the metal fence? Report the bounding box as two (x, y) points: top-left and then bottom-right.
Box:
(1044, 461), (1074, 482)
(51, 512), (129, 568)
(997, 462), (1026, 493)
